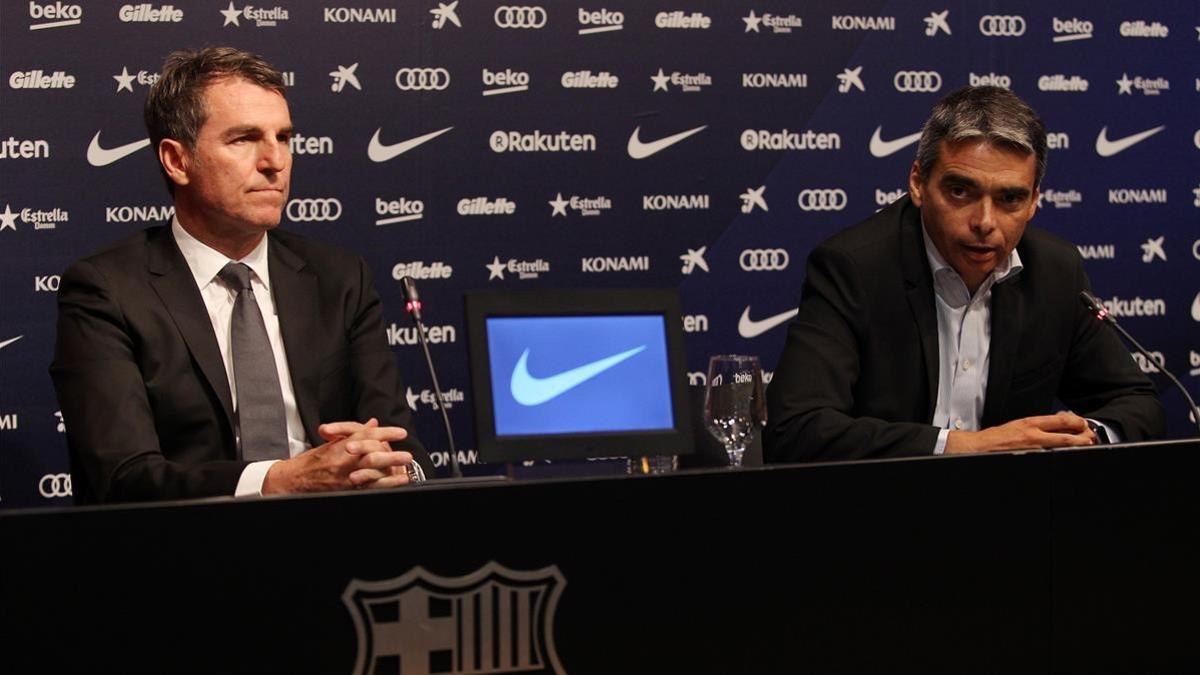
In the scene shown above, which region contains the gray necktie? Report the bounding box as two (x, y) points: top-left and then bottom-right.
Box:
(217, 262), (288, 461)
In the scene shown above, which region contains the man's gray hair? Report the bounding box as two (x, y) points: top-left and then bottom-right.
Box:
(914, 86), (1048, 187)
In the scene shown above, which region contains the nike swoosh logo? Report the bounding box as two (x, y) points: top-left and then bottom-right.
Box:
(627, 125), (707, 159)
(510, 345), (646, 406)
(738, 307), (798, 339)
(0, 335), (23, 350)
(87, 131), (150, 167)
(1095, 125), (1165, 157)
(367, 126), (453, 162)
(1191, 291), (1200, 322)
(869, 126), (922, 158)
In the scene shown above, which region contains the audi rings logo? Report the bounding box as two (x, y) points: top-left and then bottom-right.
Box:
(495, 6), (547, 28)
(797, 189), (848, 211)
(286, 198), (343, 222)
(39, 473), (72, 498)
(893, 70), (943, 93)
(979, 15), (1026, 36)
(739, 248), (790, 271)
(395, 67), (451, 91)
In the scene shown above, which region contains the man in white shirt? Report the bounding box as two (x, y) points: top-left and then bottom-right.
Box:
(765, 86), (1164, 462)
(52, 47), (431, 502)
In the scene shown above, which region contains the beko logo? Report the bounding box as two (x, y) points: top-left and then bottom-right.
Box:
(494, 6), (546, 29)
(581, 256), (650, 273)
(797, 189), (847, 211)
(651, 68), (711, 92)
(1052, 17), (1092, 42)
(1116, 73), (1169, 96)
(221, 3), (289, 27)
(491, 130), (596, 153)
(106, 204), (174, 223)
(289, 134), (333, 155)
(1038, 75), (1089, 92)
(741, 129), (841, 151)
(979, 15), (1026, 36)
(743, 11), (802, 34)
(486, 256), (550, 280)
(875, 188), (905, 206)
(549, 193), (612, 216)
(483, 69), (530, 96)
(1108, 188), (1167, 205)
(740, 249), (789, 271)
(458, 197), (516, 216)
(831, 15), (895, 31)
(1077, 244), (1115, 260)
(578, 8), (623, 34)
(1039, 189), (1082, 209)
(388, 322), (456, 346)
(894, 70), (942, 93)
(1102, 296), (1166, 317)
(395, 67), (450, 91)
(9, 70), (75, 89)
(392, 261), (452, 280)
(969, 72), (1011, 89)
(323, 7), (396, 23)
(375, 197), (425, 225)
(113, 67), (159, 92)
(741, 73), (808, 89)
(1, 203), (68, 230)
(1119, 21), (1168, 38)
(287, 198), (342, 222)
(656, 11), (710, 29)
(643, 194), (710, 211)
(0, 137), (50, 159)
(119, 4), (182, 21)
(34, 275), (61, 292)
(561, 71), (619, 88)
(28, 2), (82, 30)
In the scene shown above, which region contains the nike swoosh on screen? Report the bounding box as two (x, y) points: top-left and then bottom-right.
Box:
(738, 307), (798, 338)
(367, 126), (454, 162)
(627, 125), (707, 159)
(0, 336), (23, 350)
(1094, 125), (1165, 157)
(510, 345), (646, 406)
(869, 127), (922, 158)
(86, 132), (151, 167)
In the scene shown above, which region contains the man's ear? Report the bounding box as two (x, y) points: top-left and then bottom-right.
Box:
(908, 161), (924, 206)
(158, 139), (190, 188)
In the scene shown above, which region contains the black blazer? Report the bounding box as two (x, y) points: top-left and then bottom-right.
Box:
(51, 225), (432, 503)
(764, 196), (1164, 463)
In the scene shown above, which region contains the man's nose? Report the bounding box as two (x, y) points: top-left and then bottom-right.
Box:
(971, 199), (997, 235)
(258, 138), (289, 173)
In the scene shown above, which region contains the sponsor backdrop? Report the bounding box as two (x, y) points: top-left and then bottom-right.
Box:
(0, 0), (1196, 507)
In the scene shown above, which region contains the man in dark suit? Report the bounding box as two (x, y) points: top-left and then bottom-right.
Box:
(765, 86), (1164, 463)
(51, 47), (431, 503)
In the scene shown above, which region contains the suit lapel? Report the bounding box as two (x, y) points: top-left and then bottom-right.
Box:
(982, 275), (1023, 427)
(898, 199), (939, 422)
(269, 234), (322, 443)
(146, 226), (236, 428)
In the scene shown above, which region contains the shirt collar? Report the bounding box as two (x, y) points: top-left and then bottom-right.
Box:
(920, 218), (1023, 305)
(172, 216), (271, 292)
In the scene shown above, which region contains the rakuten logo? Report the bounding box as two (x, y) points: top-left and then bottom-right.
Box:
(289, 134), (333, 155)
(105, 204), (174, 223)
(392, 261), (452, 280)
(741, 129), (840, 151)
(458, 197), (517, 216)
(28, 1), (83, 30)
(8, 70), (76, 89)
(119, 4), (183, 22)
(682, 314), (709, 333)
(581, 256), (650, 273)
(1102, 296), (1166, 317)
(0, 137), (50, 159)
(655, 11), (710, 29)
(1047, 132), (1069, 150)
(1108, 188), (1167, 205)
(561, 71), (619, 88)
(490, 130), (597, 152)
(643, 194), (710, 211)
(375, 197), (425, 225)
(1119, 20), (1168, 38)
(387, 323), (456, 346)
(1038, 74), (1089, 92)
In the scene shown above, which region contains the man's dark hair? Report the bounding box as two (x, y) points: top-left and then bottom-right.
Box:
(144, 46), (287, 193)
(914, 86), (1048, 187)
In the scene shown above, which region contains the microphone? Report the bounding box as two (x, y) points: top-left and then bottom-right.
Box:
(401, 276), (463, 478)
(1080, 291), (1200, 435)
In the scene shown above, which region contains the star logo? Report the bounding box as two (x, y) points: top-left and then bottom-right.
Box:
(680, 247), (709, 274)
(405, 387), (420, 410)
(220, 1), (242, 26)
(924, 10), (950, 36)
(743, 10), (763, 33)
(651, 68), (671, 92)
(837, 66), (865, 93)
(0, 204), (18, 231)
(486, 256), (507, 280)
(113, 67), (136, 93)
(430, 1), (461, 29)
(1140, 236), (1166, 263)
(1116, 73), (1134, 95)
(548, 193), (569, 217)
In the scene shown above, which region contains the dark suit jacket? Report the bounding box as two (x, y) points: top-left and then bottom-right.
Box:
(764, 195), (1164, 463)
(51, 225), (432, 503)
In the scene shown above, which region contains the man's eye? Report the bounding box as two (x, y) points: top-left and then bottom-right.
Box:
(949, 185), (967, 198)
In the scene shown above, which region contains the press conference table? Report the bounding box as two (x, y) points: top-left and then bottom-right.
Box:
(2, 439), (1198, 674)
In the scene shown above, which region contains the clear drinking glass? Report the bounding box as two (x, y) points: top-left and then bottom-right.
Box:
(703, 355), (767, 468)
